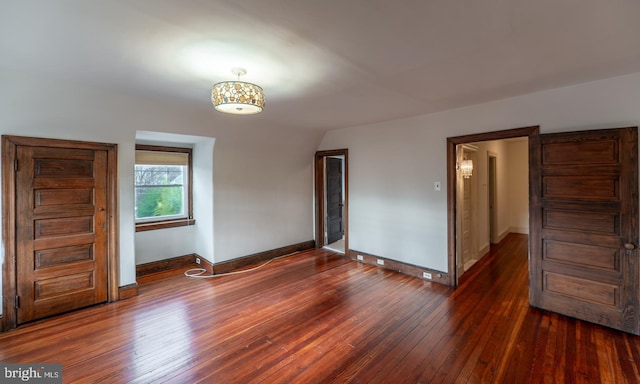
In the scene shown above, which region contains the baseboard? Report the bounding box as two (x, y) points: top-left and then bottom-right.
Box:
(347, 249), (451, 286)
(212, 240), (316, 275)
(134, 240), (315, 278)
(194, 255), (214, 275)
(136, 254), (203, 277)
(494, 228), (510, 244)
(478, 243), (490, 258)
(509, 226), (529, 235)
(118, 283), (139, 300)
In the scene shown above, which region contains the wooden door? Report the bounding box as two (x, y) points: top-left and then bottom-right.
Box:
(530, 127), (639, 334)
(15, 145), (109, 324)
(326, 157), (344, 244)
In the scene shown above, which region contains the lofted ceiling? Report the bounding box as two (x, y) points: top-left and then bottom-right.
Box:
(2, 0), (640, 132)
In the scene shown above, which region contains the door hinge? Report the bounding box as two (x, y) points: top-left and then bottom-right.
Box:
(14, 295), (19, 309)
(14, 158), (18, 172)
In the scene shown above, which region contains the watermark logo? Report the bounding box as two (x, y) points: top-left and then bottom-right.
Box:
(1, 364), (62, 383)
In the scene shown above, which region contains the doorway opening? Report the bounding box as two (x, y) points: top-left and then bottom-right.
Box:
(447, 126), (539, 286)
(315, 149), (348, 254)
(448, 125), (640, 334)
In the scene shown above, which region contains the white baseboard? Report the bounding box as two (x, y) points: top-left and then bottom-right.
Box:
(496, 229), (509, 243)
(509, 226), (529, 235)
(478, 244), (490, 257)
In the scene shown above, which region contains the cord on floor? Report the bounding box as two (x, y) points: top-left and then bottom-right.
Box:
(184, 252), (300, 279)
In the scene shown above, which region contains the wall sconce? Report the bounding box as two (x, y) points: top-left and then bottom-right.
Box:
(459, 159), (473, 179)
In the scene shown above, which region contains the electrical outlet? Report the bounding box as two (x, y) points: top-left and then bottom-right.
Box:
(423, 272), (432, 279)
(357, 255), (364, 261)
(195, 257), (201, 264)
(377, 259), (385, 266)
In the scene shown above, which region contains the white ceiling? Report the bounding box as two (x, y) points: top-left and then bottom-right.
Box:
(2, 0), (640, 132)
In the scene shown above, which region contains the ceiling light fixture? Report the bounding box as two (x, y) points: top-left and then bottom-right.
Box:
(211, 67), (265, 115)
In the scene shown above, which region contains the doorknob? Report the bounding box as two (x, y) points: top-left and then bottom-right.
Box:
(624, 243), (636, 250)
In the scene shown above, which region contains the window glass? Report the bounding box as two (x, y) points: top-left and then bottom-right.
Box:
(134, 145), (194, 230)
(134, 164), (187, 220)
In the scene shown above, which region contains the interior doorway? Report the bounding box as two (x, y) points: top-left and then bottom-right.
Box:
(447, 126), (539, 286)
(315, 149), (348, 254)
(448, 125), (640, 334)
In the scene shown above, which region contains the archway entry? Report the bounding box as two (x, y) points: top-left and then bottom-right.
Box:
(314, 149), (349, 253)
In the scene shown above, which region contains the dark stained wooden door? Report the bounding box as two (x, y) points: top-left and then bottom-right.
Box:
(530, 127), (639, 334)
(326, 157), (344, 244)
(15, 145), (108, 324)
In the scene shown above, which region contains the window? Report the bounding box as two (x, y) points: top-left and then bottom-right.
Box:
(135, 145), (194, 231)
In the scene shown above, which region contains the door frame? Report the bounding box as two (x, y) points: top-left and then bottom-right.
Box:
(315, 149), (348, 251)
(446, 126), (539, 286)
(2, 135), (119, 331)
(325, 156), (345, 244)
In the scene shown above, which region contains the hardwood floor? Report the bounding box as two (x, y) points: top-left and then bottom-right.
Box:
(1, 233), (640, 383)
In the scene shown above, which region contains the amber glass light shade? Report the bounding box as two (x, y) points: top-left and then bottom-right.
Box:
(211, 80), (265, 115)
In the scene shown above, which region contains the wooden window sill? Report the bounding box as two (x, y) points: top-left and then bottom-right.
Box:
(135, 218), (196, 232)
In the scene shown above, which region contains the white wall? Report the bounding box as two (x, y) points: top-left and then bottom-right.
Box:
(507, 140), (529, 234)
(472, 140), (511, 247)
(466, 139), (529, 258)
(318, 71), (640, 273)
(0, 68), (323, 311)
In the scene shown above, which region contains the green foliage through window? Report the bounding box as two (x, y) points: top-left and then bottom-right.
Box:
(135, 165), (186, 220)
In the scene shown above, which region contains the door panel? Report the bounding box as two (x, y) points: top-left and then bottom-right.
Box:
(530, 127), (639, 334)
(16, 146), (108, 324)
(326, 157), (343, 244)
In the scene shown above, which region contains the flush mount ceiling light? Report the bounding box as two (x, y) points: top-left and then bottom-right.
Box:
(211, 67), (265, 115)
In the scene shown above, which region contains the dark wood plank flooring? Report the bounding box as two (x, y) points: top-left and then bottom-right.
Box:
(1, 234), (640, 383)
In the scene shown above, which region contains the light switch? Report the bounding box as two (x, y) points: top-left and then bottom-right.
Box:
(434, 181), (441, 191)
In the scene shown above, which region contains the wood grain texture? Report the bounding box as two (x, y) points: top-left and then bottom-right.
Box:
(1, 234), (640, 383)
(2, 135), (119, 331)
(531, 127), (639, 334)
(16, 145), (109, 325)
(118, 283), (138, 300)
